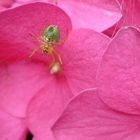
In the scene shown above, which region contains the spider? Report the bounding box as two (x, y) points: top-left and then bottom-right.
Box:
(29, 25), (62, 70)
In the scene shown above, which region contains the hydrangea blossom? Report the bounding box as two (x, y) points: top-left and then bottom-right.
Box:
(0, 2), (110, 139)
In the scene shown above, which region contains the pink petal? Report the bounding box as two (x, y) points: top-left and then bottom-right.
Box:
(118, 0), (140, 27)
(14, 0), (122, 33)
(60, 29), (110, 95)
(0, 109), (27, 140)
(104, 0), (140, 37)
(15, 0), (32, 3)
(13, 0), (122, 32)
(0, 0), (14, 8)
(15, 0), (50, 3)
(0, 2), (72, 62)
(97, 27), (140, 115)
(0, 61), (51, 117)
(52, 90), (140, 140)
(56, 0), (122, 32)
(26, 77), (73, 138)
(31, 126), (58, 140)
(26, 29), (110, 138)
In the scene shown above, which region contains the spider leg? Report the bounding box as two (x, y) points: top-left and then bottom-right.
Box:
(29, 46), (41, 58)
(49, 52), (56, 68)
(56, 37), (66, 46)
(29, 33), (45, 44)
(54, 50), (62, 65)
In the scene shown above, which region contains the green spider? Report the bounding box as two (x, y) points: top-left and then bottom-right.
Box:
(29, 25), (62, 68)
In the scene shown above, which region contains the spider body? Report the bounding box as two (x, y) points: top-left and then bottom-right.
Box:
(43, 25), (60, 44)
(40, 43), (53, 54)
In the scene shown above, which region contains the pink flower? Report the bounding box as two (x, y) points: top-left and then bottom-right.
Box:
(48, 27), (140, 140)
(14, 0), (122, 32)
(104, 0), (140, 37)
(0, 2), (110, 139)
